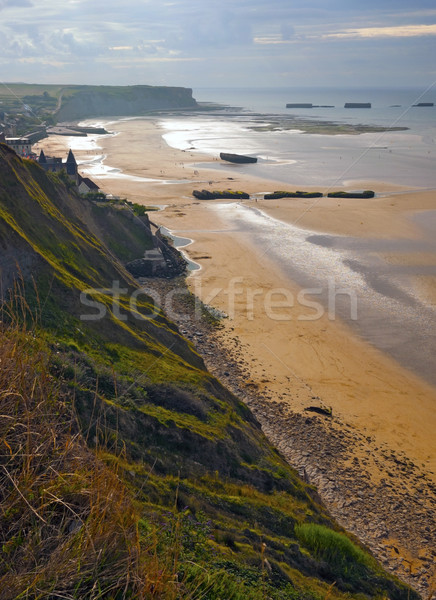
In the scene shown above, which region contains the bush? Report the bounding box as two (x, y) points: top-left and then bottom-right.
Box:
(56, 169), (77, 189)
(295, 523), (374, 578)
(84, 191), (107, 201)
(124, 200), (159, 215)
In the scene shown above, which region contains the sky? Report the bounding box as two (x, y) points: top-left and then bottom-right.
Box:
(1, 0), (436, 89)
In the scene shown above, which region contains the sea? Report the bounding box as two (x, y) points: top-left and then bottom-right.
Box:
(76, 87), (436, 387)
(159, 86), (436, 188)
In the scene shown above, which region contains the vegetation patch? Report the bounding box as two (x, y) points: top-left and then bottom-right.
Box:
(295, 523), (382, 586)
(264, 191), (323, 199)
(193, 189), (250, 200)
(327, 190), (375, 199)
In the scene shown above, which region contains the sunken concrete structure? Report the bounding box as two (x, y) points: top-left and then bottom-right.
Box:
(220, 152), (257, 164)
(344, 102), (371, 108)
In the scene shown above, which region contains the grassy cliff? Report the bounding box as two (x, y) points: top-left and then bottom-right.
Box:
(0, 143), (418, 599)
(0, 84), (197, 132)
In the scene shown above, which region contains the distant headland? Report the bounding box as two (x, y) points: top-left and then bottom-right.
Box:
(0, 84), (198, 141)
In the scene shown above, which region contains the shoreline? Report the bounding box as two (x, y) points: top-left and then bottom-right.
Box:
(139, 275), (436, 599)
(35, 118), (436, 596)
(34, 120), (436, 455)
(34, 117), (436, 466)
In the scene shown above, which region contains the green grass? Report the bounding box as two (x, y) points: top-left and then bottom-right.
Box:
(264, 191), (324, 199)
(0, 145), (419, 600)
(295, 523), (377, 580)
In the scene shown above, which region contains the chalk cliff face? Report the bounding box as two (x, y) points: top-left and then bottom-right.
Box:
(56, 85), (197, 121)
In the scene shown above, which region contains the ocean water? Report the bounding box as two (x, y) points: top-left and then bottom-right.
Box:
(193, 86), (436, 124)
(159, 86), (436, 188)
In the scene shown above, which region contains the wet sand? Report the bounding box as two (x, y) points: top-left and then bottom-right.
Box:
(36, 119), (436, 594)
(35, 119), (436, 472)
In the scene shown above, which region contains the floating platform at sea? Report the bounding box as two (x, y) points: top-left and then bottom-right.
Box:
(344, 102), (371, 108)
(286, 103), (335, 108)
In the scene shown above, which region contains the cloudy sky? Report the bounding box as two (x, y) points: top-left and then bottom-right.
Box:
(1, 0), (436, 88)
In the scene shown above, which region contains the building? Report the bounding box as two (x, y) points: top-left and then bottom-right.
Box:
(65, 149), (78, 183)
(37, 149), (99, 194)
(38, 149), (63, 172)
(78, 175), (100, 195)
(5, 137), (32, 156)
(37, 149), (78, 181)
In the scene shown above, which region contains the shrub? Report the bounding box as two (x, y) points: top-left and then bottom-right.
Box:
(295, 523), (374, 579)
(84, 191), (107, 201)
(125, 200), (159, 215)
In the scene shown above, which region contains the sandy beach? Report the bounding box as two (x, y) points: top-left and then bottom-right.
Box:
(35, 118), (436, 596)
(34, 119), (436, 468)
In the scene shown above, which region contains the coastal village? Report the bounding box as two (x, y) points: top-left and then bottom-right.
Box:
(0, 130), (101, 196)
(0, 130), (189, 279)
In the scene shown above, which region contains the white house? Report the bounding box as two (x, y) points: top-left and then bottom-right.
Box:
(78, 175), (100, 195)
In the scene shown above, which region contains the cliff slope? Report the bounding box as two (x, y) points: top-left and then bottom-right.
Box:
(0, 144), (418, 599)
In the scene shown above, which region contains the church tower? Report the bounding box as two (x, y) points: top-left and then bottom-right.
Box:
(65, 149), (78, 182)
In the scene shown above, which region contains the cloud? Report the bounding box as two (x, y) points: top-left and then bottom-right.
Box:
(109, 46), (134, 51)
(0, 24), (102, 62)
(323, 24), (436, 40)
(104, 56), (202, 64)
(0, 0), (32, 9)
(167, 8), (253, 52)
(17, 57), (68, 67)
(254, 35), (296, 45)
(1, 0), (435, 86)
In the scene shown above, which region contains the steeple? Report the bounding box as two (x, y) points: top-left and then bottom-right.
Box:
(65, 149), (77, 176)
(38, 149), (47, 164)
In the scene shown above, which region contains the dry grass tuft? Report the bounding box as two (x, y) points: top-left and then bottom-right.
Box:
(0, 296), (219, 599)
(0, 316), (139, 598)
(0, 295), (190, 599)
